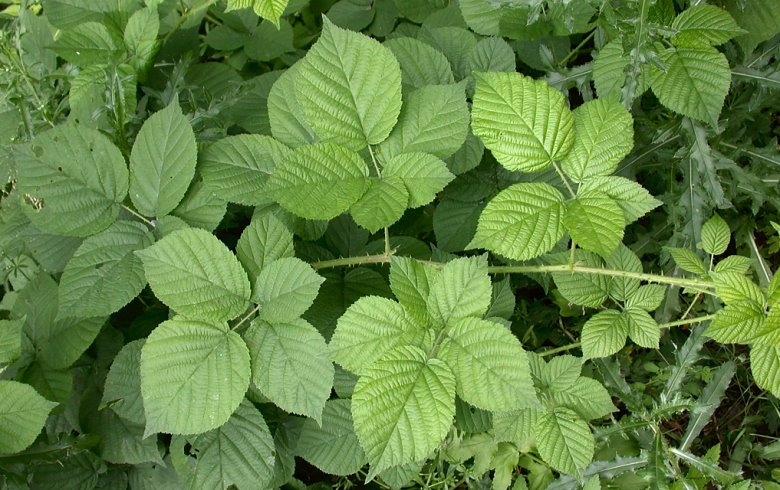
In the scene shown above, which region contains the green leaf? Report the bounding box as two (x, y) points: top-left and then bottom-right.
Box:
(330, 296), (426, 374)
(427, 255), (492, 326)
(140, 318), (250, 436)
(593, 39), (629, 99)
(439, 317), (536, 411)
(671, 5), (745, 47)
(200, 135), (292, 206)
(181, 399), (276, 490)
(383, 152), (455, 208)
(54, 22), (122, 67)
(750, 346), (780, 398)
(350, 176), (409, 233)
(246, 318), (333, 422)
(470, 183), (565, 261)
(550, 251), (611, 308)
(124, 7), (160, 72)
(16, 125), (128, 237)
(129, 100), (197, 218)
(102, 340), (146, 425)
(626, 284), (667, 312)
(0, 319), (23, 365)
(389, 257), (438, 317)
(98, 409), (163, 465)
(170, 180), (227, 233)
(467, 37), (516, 75)
(710, 272), (764, 305)
(245, 21), (294, 61)
(578, 176), (662, 224)
(472, 72), (574, 173)
(0, 380), (56, 454)
(380, 84), (469, 160)
(296, 399), (366, 475)
(561, 99), (634, 183)
(706, 301), (765, 344)
(137, 228), (251, 322)
(624, 307), (660, 349)
(253, 257), (324, 322)
(714, 256), (753, 275)
(226, 0), (289, 28)
(236, 213), (294, 282)
(536, 407), (594, 476)
(582, 309), (628, 359)
(605, 244), (642, 302)
(57, 221), (153, 320)
(679, 361), (735, 451)
(564, 191), (625, 258)
(267, 143), (370, 220)
(540, 355), (581, 392)
(295, 17), (402, 150)
(352, 345), (456, 476)
(493, 408), (539, 449)
(668, 248), (707, 275)
(268, 64), (316, 147)
(384, 37), (455, 89)
(550, 377), (616, 421)
(650, 45), (731, 127)
(700, 214), (730, 255)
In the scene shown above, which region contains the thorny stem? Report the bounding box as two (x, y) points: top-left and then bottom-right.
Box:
(121, 204), (155, 227)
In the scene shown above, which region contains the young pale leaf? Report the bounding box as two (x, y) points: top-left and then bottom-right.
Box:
(236, 213), (294, 281)
(0, 319), (22, 365)
(253, 257), (324, 322)
(0, 381), (57, 454)
(57, 221), (153, 320)
(751, 346), (780, 398)
(268, 64), (316, 147)
(352, 345), (456, 477)
(650, 46), (731, 127)
(536, 407), (594, 476)
(561, 98), (634, 183)
(671, 5), (746, 47)
(384, 37), (455, 90)
(389, 257), (438, 317)
(296, 399), (367, 475)
(350, 176), (409, 233)
(295, 17), (402, 150)
(550, 377), (616, 421)
(578, 176), (662, 224)
(102, 340), (146, 425)
(226, 0), (289, 28)
(200, 135), (292, 206)
(140, 318), (250, 436)
(16, 125), (128, 237)
(427, 255), (492, 326)
(136, 228), (251, 322)
(626, 284), (667, 312)
(380, 84), (469, 160)
(246, 318), (333, 423)
(582, 309), (629, 359)
(668, 248), (707, 275)
(382, 152), (455, 208)
(267, 143), (370, 220)
(700, 214), (730, 255)
(624, 307), (660, 349)
(564, 192), (625, 258)
(129, 100), (197, 218)
(472, 72), (574, 172)
(470, 183), (565, 261)
(706, 301), (765, 344)
(439, 317), (537, 411)
(330, 296), (427, 375)
(710, 272), (764, 306)
(183, 399), (276, 490)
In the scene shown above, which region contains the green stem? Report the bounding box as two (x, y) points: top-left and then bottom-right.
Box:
(233, 303), (262, 331)
(162, 0), (219, 45)
(367, 144), (382, 176)
(121, 204), (154, 227)
(311, 253), (392, 270)
(552, 161), (576, 198)
(559, 30), (595, 67)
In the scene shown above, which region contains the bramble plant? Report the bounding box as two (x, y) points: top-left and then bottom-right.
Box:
(1, 0), (779, 488)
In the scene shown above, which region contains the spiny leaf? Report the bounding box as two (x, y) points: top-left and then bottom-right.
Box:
(679, 361), (735, 451)
(0, 381), (57, 454)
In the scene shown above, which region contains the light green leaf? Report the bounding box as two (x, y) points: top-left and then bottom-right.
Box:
(130, 100), (197, 218)
(470, 183), (565, 261)
(389, 257), (439, 317)
(352, 345), (456, 476)
(99, 409), (163, 465)
(0, 319), (23, 365)
(54, 22), (122, 67)
(439, 317), (536, 411)
(246, 318), (333, 423)
(350, 176), (409, 233)
(268, 64), (316, 147)
(706, 301), (765, 344)
(700, 214), (730, 255)
(124, 7), (160, 71)
(226, 0), (289, 28)
(57, 221), (153, 320)
(136, 228), (251, 322)
(140, 318), (250, 436)
(582, 309), (628, 359)
(536, 407), (594, 476)
(626, 284), (667, 312)
(751, 345), (780, 398)
(253, 257), (324, 322)
(200, 135), (292, 206)
(650, 45), (731, 127)
(384, 37), (455, 89)
(551, 377), (615, 421)
(467, 37), (516, 74)
(171, 180), (227, 232)
(593, 39), (628, 99)
(605, 244), (642, 302)
(380, 84), (469, 160)
(182, 399), (275, 490)
(296, 399), (366, 475)
(16, 125), (128, 237)
(624, 307), (660, 349)
(267, 143), (370, 220)
(714, 256), (753, 275)
(493, 408), (539, 450)
(382, 152), (455, 208)
(472, 72), (574, 173)
(295, 17), (402, 150)
(427, 255), (492, 326)
(564, 192), (625, 258)
(0, 381), (56, 454)
(561, 99), (634, 183)
(710, 272), (764, 306)
(330, 296), (426, 374)
(671, 5), (746, 47)
(540, 355), (581, 392)
(236, 213), (294, 282)
(550, 251), (610, 307)
(578, 176), (662, 224)
(102, 340), (146, 425)
(668, 248), (707, 275)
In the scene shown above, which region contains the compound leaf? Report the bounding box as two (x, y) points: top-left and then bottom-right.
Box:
(578, 176), (662, 224)
(582, 309), (628, 359)
(253, 257), (324, 323)
(550, 377), (615, 421)
(707, 301), (765, 344)
(624, 307), (660, 349)
(236, 213), (294, 282)
(668, 247), (707, 275)
(389, 257), (439, 317)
